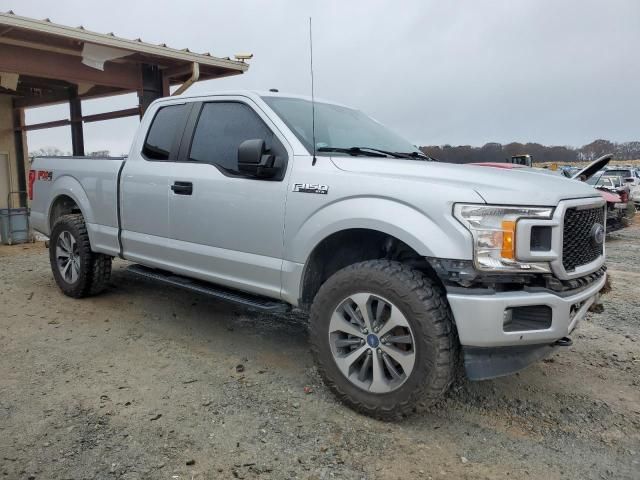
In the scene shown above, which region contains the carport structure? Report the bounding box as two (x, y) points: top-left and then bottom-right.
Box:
(0, 11), (249, 207)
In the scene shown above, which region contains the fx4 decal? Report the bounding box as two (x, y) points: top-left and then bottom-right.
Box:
(28, 170), (53, 200)
(292, 183), (329, 195)
(37, 170), (53, 181)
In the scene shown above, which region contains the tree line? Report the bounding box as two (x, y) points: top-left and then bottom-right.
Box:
(28, 147), (113, 158)
(420, 140), (640, 164)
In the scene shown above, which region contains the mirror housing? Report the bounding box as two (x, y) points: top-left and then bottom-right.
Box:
(624, 177), (635, 183)
(238, 139), (278, 178)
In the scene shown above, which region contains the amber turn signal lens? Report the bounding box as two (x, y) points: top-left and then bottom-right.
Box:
(501, 220), (516, 259)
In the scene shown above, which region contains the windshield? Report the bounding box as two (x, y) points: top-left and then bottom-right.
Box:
(588, 169), (634, 186)
(587, 170), (624, 187)
(602, 169), (632, 178)
(262, 96), (421, 157)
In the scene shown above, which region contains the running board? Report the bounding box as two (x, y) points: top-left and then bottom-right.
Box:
(127, 264), (290, 313)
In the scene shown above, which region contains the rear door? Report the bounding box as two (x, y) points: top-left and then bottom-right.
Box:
(120, 102), (191, 266)
(166, 98), (292, 298)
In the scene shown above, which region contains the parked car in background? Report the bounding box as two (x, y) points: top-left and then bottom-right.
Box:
(586, 174), (632, 232)
(567, 159), (636, 232)
(594, 167), (640, 208)
(507, 154), (533, 167)
(634, 169), (640, 207)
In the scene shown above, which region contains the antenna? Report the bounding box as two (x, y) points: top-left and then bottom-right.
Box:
(309, 17), (317, 166)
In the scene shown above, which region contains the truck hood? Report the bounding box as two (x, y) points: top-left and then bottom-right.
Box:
(330, 157), (601, 206)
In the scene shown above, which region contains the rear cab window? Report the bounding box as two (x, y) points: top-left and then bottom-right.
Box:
(142, 104), (188, 160)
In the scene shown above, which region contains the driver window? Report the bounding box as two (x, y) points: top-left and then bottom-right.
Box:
(189, 102), (275, 174)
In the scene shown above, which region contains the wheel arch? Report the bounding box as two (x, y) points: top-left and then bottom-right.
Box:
(47, 175), (94, 231)
(298, 227), (443, 309)
(288, 197), (467, 308)
(49, 194), (82, 231)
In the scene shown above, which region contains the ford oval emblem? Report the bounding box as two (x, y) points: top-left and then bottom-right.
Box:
(590, 223), (605, 246)
(366, 334), (380, 348)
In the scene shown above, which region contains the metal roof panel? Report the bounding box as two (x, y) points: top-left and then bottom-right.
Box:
(0, 11), (249, 73)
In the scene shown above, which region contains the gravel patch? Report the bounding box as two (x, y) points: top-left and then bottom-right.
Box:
(1, 225), (639, 479)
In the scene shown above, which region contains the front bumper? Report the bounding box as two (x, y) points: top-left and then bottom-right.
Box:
(447, 273), (606, 348)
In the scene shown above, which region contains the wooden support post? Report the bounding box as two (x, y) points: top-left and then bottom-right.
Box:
(11, 104), (27, 207)
(69, 87), (85, 156)
(138, 64), (166, 116)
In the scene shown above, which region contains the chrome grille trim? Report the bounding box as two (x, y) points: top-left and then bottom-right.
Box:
(516, 197), (606, 280)
(552, 198), (606, 280)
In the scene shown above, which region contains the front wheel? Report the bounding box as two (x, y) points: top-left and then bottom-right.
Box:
(49, 214), (112, 298)
(309, 260), (458, 420)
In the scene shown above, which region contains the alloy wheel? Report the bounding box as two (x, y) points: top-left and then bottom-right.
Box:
(328, 293), (416, 393)
(56, 230), (80, 284)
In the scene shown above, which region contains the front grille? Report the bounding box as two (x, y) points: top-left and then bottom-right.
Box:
(562, 206), (605, 271)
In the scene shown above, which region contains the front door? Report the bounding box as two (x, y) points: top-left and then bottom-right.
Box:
(167, 99), (292, 298)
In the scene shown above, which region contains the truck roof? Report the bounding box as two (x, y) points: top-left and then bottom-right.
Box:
(153, 90), (349, 108)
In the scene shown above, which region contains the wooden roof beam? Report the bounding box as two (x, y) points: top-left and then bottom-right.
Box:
(0, 43), (140, 90)
(17, 106), (141, 130)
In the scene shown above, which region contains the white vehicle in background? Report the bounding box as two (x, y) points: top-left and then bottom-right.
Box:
(591, 167), (640, 207)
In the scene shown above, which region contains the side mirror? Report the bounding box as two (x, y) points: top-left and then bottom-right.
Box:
(624, 177), (635, 183)
(237, 139), (278, 178)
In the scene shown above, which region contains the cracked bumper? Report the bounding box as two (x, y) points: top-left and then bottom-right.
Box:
(447, 273), (606, 348)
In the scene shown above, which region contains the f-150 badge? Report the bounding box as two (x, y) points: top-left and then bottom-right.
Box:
(293, 183), (329, 194)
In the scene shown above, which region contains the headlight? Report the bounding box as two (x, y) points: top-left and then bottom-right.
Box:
(454, 204), (553, 272)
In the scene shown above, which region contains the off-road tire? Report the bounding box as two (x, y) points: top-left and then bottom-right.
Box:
(49, 214), (112, 298)
(309, 260), (458, 420)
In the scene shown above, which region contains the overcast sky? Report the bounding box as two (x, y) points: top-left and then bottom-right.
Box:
(4, 0), (639, 154)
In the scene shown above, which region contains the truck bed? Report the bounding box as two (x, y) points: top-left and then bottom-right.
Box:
(30, 155), (126, 256)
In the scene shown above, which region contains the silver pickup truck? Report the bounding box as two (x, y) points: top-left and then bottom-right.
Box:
(30, 91), (607, 418)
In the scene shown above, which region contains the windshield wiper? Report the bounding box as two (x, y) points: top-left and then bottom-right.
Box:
(317, 146), (413, 158)
(394, 151), (434, 161)
(317, 146), (389, 157)
(318, 146), (436, 160)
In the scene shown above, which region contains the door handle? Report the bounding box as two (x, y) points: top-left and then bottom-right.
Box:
(171, 181), (193, 195)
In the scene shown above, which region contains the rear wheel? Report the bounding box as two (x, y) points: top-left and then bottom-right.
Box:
(309, 260), (458, 420)
(49, 214), (112, 298)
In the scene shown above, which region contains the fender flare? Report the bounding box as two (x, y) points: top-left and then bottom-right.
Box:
(47, 175), (95, 228)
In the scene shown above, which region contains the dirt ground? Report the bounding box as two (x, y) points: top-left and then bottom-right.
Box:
(1, 226), (639, 480)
